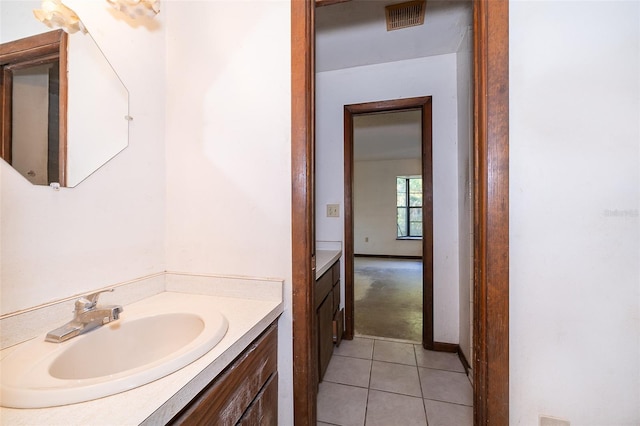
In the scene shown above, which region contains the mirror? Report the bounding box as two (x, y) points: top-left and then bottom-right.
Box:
(1, 30), (67, 185)
(0, 0), (129, 188)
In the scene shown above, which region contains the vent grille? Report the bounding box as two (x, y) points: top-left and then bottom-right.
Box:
(385, 0), (426, 31)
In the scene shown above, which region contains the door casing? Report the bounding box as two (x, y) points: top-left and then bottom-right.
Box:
(291, 1), (509, 424)
(343, 97), (433, 348)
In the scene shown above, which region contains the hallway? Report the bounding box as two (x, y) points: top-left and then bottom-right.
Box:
(317, 337), (472, 426)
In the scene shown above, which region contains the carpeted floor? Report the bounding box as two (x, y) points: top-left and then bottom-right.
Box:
(354, 257), (423, 342)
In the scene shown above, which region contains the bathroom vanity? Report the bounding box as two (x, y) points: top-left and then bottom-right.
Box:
(315, 249), (343, 381)
(0, 274), (283, 425)
(169, 322), (278, 425)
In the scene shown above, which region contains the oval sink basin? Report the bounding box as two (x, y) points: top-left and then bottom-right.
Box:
(0, 292), (228, 408)
(50, 313), (205, 380)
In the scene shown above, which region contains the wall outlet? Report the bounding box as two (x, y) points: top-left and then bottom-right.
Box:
(540, 416), (570, 426)
(327, 204), (340, 217)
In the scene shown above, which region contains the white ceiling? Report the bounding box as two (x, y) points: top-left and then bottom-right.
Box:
(316, 0), (472, 73)
(354, 110), (422, 161)
(317, 0), (471, 162)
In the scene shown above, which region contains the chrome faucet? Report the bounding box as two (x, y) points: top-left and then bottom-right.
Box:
(45, 289), (123, 343)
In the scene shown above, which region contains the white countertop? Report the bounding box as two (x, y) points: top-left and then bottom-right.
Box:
(316, 249), (341, 280)
(0, 280), (283, 425)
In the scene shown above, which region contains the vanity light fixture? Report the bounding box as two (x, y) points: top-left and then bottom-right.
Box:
(106, 0), (160, 18)
(33, 0), (86, 34)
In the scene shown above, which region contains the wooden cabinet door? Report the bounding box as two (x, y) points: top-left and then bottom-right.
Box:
(317, 293), (333, 381)
(333, 308), (344, 347)
(169, 324), (277, 426)
(237, 372), (278, 425)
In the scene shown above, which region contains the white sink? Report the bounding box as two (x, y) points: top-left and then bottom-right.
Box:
(0, 292), (228, 408)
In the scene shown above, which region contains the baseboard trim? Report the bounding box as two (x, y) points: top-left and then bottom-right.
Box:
(457, 347), (471, 374)
(354, 254), (423, 260)
(432, 341), (458, 353)
(432, 341), (471, 375)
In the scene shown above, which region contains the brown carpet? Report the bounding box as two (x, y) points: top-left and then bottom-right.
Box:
(354, 257), (423, 342)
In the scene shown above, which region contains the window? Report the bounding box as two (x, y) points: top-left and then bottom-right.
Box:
(396, 176), (422, 238)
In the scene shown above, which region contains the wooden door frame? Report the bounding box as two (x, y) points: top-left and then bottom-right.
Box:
(472, 0), (509, 423)
(291, 0), (509, 424)
(342, 97), (433, 349)
(291, 1), (316, 424)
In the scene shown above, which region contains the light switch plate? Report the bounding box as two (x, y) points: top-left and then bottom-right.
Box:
(327, 204), (340, 217)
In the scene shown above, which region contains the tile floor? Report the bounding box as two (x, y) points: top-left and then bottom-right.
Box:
(317, 337), (472, 426)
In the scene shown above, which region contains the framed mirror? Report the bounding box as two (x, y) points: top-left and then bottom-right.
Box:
(0, 0), (129, 188)
(1, 30), (68, 185)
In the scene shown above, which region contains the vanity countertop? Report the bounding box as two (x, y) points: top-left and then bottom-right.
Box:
(316, 249), (341, 280)
(0, 280), (283, 425)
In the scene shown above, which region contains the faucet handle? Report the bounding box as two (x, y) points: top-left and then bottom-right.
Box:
(84, 288), (114, 304)
(75, 289), (115, 311)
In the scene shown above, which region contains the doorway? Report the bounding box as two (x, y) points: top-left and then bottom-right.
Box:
(290, 1), (509, 424)
(343, 97), (433, 348)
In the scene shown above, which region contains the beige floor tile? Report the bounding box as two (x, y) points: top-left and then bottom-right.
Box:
(323, 355), (372, 388)
(369, 361), (422, 397)
(424, 399), (473, 426)
(419, 368), (473, 406)
(373, 340), (417, 366)
(318, 337), (472, 426)
(414, 347), (465, 372)
(317, 381), (368, 426)
(333, 337), (374, 359)
(365, 390), (428, 426)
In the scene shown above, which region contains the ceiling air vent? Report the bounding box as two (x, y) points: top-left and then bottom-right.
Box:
(385, 0), (426, 31)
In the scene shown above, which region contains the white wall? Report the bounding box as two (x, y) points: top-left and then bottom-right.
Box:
(456, 28), (473, 366)
(316, 54), (461, 343)
(0, 0), (166, 315)
(0, 0), (45, 41)
(354, 158), (422, 256)
(510, 1), (640, 424)
(164, 2), (292, 423)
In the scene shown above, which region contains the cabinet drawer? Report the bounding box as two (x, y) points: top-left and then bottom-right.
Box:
(331, 260), (340, 285)
(169, 324), (278, 426)
(315, 269), (333, 309)
(332, 283), (340, 315)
